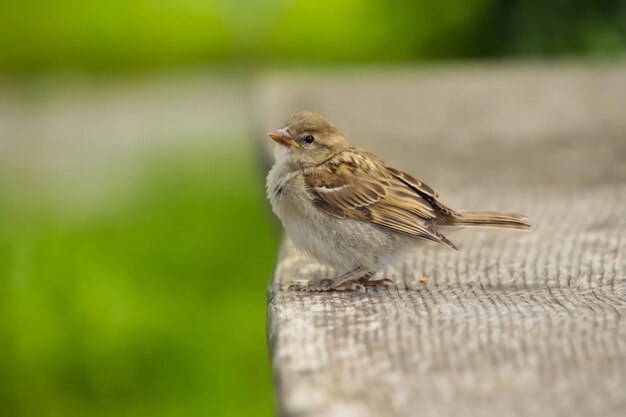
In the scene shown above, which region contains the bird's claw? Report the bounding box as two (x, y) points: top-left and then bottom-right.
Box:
(358, 277), (395, 287)
(332, 280), (366, 291)
(288, 279), (333, 292)
(288, 278), (366, 292)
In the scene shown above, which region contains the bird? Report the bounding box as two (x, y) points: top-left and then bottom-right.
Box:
(266, 111), (530, 291)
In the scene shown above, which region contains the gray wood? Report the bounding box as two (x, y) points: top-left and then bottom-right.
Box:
(256, 63), (626, 417)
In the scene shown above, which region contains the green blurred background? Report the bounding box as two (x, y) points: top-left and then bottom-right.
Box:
(0, 1), (624, 416)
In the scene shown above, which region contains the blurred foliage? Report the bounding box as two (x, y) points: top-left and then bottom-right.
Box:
(0, 147), (278, 417)
(0, 0), (624, 72)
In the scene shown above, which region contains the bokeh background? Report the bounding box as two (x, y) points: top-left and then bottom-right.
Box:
(0, 1), (624, 416)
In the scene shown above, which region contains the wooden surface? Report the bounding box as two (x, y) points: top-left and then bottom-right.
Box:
(256, 63), (626, 417)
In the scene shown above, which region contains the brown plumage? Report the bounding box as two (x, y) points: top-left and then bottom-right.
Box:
(266, 111), (530, 291)
(305, 148), (530, 250)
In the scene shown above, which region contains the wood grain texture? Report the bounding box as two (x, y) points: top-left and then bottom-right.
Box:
(258, 63), (626, 417)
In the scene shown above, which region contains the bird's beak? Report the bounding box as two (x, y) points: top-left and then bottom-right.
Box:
(268, 127), (301, 148)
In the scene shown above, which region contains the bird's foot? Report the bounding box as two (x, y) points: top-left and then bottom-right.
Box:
(332, 279), (366, 291)
(287, 267), (392, 292)
(358, 277), (395, 287)
(288, 278), (365, 292)
(288, 279), (332, 292)
(287, 277), (393, 292)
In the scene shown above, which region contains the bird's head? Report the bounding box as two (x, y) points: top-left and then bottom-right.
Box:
(268, 111), (349, 168)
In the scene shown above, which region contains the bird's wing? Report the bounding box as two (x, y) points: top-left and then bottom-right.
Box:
(304, 149), (456, 249)
(385, 166), (459, 218)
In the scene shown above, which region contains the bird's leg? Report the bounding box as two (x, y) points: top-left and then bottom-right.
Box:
(357, 272), (395, 287)
(289, 266), (366, 292)
(288, 268), (396, 291)
(331, 270), (394, 290)
(329, 266), (371, 291)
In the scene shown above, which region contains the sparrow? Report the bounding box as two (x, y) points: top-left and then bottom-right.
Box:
(266, 111), (530, 291)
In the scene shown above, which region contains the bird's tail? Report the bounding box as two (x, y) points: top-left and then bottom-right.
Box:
(443, 210), (531, 230)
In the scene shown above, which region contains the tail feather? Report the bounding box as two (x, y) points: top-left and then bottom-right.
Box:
(444, 210), (531, 230)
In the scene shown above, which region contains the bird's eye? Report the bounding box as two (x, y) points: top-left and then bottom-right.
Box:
(303, 135), (315, 144)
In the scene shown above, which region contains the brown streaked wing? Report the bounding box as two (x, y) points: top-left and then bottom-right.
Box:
(363, 202), (455, 248)
(386, 166), (458, 217)
(304, 149), (456, 249)
(385, 166), (439, 198)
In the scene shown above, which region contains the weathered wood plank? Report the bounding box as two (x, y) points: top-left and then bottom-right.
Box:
(257, 63), (626, 417)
